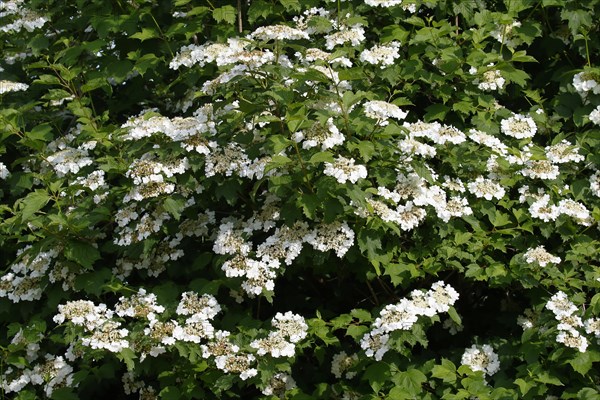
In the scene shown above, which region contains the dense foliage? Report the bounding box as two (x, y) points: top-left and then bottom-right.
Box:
(2, 0), (600, 398)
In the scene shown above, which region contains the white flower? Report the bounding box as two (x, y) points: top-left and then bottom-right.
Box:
(364, 100), (408, 125)
(523, 246), (561, 267)
(590, 106), (600, 125)
(373, 299), (419, 332)
(0, 80), (28, 94)
(248, 25), (309, 41)
(473, 65), (505, 91)
(461, 344), (500, 376)
(546, 291), (578, 319)
(545, 140), (584, 163)
(529, 194), (560, 222)
(331, 351), (358, 379)
(359, 41), (401, 68)
(501, 114), (537, 139)
(323, 156), (368, 184)
(262, 373), (296, 397)
(325, 25), (366, 50)
(467, 176), (505, 200)
(520, 160), (560, 180)
(556, 330), (588, 352)
(365, 0), (404, 6)
(0, 162), (9, 179)
(590, 171), (600, 197)
(573, 71), (600, 96)
(360, 330), (390, 361)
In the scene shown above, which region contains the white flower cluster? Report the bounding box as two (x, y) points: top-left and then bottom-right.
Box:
(527, 195), (592, 225)
(545, 292), (589, 352)
(115, 288), (166, 322)
(364, 100), (408, 126)
(589, 105), (600, 125)
(361, 282), (459, 360)
(54, 299), (130, 353)
(248, 24), (309, 41)
(215, 213), (354, 298)
(461, 344), (500, 377)
(71, 170), (108, 203)
(262, 372), (297, 397)
(0, 1), (47, 33)
(0, 79), (28, 94)
(467, 176), (506, 200)
(121, 106), (216, 143)
(292, 117), (345, 150)
(365, 0), (404, 6)
(323, 156), (368, 184)
(1, 355), (74, 397)
(0, 161), (9, 179)
(359, 41), (401, 68)
(573, 71), (600, 96)
(545, 140), (584, 164)
(331, 351), (359, 379)
(45, 146), (94, 177)
(355, 171), (472, 229)
(251, 311), (308, 357)
(501, 114), (537, 139)
(523, 245), (561, 267)
(171, 292), (220, 346)
(123, 156), (188, 202)
(590, 171), (600, 197)
(325, 25), (366, 50)
(0, 246), (59, 302)
(470, 65), (505, 92)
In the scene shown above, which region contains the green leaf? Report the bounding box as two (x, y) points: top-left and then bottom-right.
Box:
(357, 228), (383, 275)
(20, 190), (50, 221)
(117, 348), (137, 371)
(131, 27), (159, 41)
(514, 378), (535, 397)
(26, 124), (54, 142)
(447, 306), (462, 325)
(50, 388), (79, 400)
(391, 369), (427, 397)
(363, 362), (390, 392)
(298, 193), (320, 219)
(424, 104), (450, 121)
(267, 134), (293, 154)
(432, 359), (457, 383)
(159, 386), (182, 400)
(212, 6), (236, 24)
(350, 308), (372, 322)
(279, 0), (301, 11)
(568, 350), (600, 376)
(308, 151), (334, 164)
(65, 241), (101, 269)
(534, 371), (563, 386)
(163, 197), (186, 220)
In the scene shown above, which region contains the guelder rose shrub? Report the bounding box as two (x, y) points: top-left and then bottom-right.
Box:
(1, 0), (600, 398)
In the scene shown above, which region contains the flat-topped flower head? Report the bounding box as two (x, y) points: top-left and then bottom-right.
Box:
(364, 100), (408, 125)
(461, 344), (500, 376)
(248, 25), (309, 41)
(360, 41), (401, 68)
(546, 291), (578, 319)
(323, 156), (368, 184)
(573, 71), (600, 96)
(501, 114), (537, 139)
(523, 246), (561, 267)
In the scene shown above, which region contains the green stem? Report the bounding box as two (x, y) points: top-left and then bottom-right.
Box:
(149, 12), (174, 58)
(583, 31), (592, 68)
(292, 141), (314, 193)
